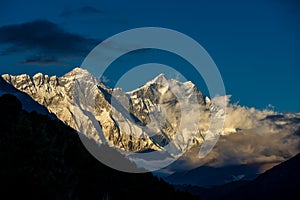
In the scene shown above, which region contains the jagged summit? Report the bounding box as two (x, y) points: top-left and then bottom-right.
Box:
(127, 73), (169, 94)
(147, 73), (194, 86)
(127, 73), (197, 96)
(150, 73), (168, 84)
(33, 72), (44, 78)
(64, 67), (91, 78)
(69, 67), (89, 74)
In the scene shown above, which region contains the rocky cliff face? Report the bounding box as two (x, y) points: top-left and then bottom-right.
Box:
(2, 68), (208, 154)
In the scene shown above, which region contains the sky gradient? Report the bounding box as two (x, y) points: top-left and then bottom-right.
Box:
(0, 0), (299, 112)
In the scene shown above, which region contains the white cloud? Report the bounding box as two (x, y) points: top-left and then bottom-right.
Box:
(169, 95), (300, 171)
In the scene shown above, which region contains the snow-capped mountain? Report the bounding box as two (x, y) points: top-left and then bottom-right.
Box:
(1, 68), (208, 154)
(2, 67), (300, 178)
(2, 67), (300, 173)
(0, 68), (300, 184)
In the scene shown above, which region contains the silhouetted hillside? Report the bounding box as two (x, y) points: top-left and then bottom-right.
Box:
(174, 153), (300, 200)
(222, 152), (300, 200)
(166, 164), (259, 187)
(0, 94), (197, 200)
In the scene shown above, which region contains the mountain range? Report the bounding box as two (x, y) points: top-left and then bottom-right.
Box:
(1, 67), (300, 187)
(1, 68), (209, 155)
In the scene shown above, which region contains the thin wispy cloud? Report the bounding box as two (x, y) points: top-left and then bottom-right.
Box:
(19, 55), (69, 66)
(59, 6), (104, 18)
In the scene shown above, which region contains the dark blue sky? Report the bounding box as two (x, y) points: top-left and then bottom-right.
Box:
(0, 0), (299, 112)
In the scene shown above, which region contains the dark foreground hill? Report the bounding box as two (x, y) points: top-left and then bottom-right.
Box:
(174, 151), (300, 200)
(0, 94), (197, 200)
(221, 152), (300, 200)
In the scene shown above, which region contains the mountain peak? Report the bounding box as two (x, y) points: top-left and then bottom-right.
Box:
(149, 73), (168, 85)
(1, 74), (11, 83)
(156, 73), (167, 79)
(33, 72), (44, 78)
(66, 67), (90, 75)
(63, 67), (93, 80)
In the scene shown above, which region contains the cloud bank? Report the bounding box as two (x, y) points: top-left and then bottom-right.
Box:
(172, 96), (300, 171)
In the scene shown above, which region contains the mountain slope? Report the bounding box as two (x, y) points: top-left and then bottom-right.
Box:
(221, 152), (300, 200)
(2, 68), (158, 152)
(0, 76), (50, 115)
